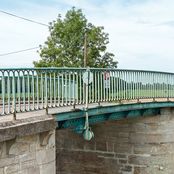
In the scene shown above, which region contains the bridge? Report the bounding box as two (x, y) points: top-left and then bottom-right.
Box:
(0, 68), (174, 174)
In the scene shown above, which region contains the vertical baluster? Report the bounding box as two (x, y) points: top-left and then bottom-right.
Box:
(151, 73), (154, 99)
(79, 72), (82, 104)
(82, 71), (85, 104)
(27, 71), (30, 111)
(103, 71), (106, 102)
(108, 71), (111, 101)
(61, 72), (64, 106)
(143, 72), (145, 99)
(36, 71), (39, 109)
(172, 74), (174, 98)
(157, 73), (159, 98)
(145, 72), (147, 98)
(117, 70), (120, 100)
(135, 71), (137, 100)
(130, 72), (133, 100)
(76, 72), (79, 104)
(155, 73), (157, 98)
(127, 71), (130, 100)
(116, 71), (119, 101)
(50, 72), (52, 107)
(100, 71), (103, 101)
(22, 71), (26, 111)
(120, 71), (123, 100)
(40, 73), (44, 109)
(91, 71), (94, 103)
(111, 71), (114, 101)
(72, 72), (75, 106)
(12, 71), (16, 118)
(17, 71), (20, 112)
(68, 73), (71, 105)
(57, 73), (60, 106)
(148, 72), (150, 98)
(32, 71), (35, 110)
(138, 71), (140, 100)
(94, 71), (96, 102)
(1, 71), (5, 115)
(141, 72), (144, 99)
(169, 74), (172, 99)
(97, 71), (99, 102)
(7, 71), (11, 114)
(65, 72), (68, 106)
(113, 71), (116, 101)
(159, 73), (162, 98)
(44, 72), (48, 110)
(53, 72), (56, 107)
(123, 71), (126, 100)
(167, 74), (169, 99)
(165, 73), (167, 98)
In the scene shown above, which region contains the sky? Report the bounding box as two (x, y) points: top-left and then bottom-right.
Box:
(0, 0), (174, 72)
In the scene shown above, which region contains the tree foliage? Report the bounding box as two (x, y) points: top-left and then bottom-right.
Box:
(34, 7), (118, 68)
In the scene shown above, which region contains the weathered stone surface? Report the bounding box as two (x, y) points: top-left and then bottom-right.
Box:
(36, 148), (55, 165)
(4, 164), (19, 174)
(27, 166), (40, 174)
(56, 108), (174, 174)
(0, 115), (56, 143)
(40, 162), (56, 174)
(0, 167), (3, 174)
(134, 166), (174, 174)
(9, 142), (29, 155)
(0, 115), (56, 174)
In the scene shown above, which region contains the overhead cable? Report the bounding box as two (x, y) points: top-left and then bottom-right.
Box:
(0, 47), (39, 56)
(0, 10), (49, 27)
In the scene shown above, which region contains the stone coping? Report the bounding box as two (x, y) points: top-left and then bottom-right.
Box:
(0, 115), (56, 143)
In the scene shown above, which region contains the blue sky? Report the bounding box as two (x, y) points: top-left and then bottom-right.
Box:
(0, 0), (174, 72)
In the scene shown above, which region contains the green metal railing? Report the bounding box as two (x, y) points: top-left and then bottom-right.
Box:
(0, 68), (174, 116)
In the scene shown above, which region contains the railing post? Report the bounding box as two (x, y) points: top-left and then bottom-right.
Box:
(12, 71), (16, 120)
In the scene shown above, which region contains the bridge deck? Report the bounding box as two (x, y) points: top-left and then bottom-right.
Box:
(0, 98), (173, 125)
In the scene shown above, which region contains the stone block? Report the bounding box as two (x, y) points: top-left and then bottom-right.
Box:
(0, 157), (18, 168)
(27, 166), (40, 174)
(133, 143), (174, 155)
(134, 166), (169, 174)
(106, 141), (114, 152)
(16, 134), (38, 144)
(115, 154), (127, 159)
(9, 142), (29, 155)
(118, 159), (127, 164)
(129, 154), (174, 166)
(18, 169), (28, 174)
(4, 164), (19, 174)
(84, 140), (96, 151)
(95, 141), (107, 151)
(36, 148), (55, 165)
(40, 161), (55, 174)
(21, 160), (37, 170)
(18, 152), (35, 162)
(97, 152), (115, 159)
(114, 143), (133, 154)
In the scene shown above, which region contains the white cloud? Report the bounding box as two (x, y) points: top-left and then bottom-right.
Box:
(0, 0), (174, 72)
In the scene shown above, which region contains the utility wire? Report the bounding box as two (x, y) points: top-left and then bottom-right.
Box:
(0, 47), (39, 56)
(0, 10), (49, 27)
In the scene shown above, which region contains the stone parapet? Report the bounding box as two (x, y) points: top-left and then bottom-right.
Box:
(0, 115), (56, 174)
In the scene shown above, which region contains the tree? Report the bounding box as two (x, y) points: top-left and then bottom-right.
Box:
(34, 7), (118, 68)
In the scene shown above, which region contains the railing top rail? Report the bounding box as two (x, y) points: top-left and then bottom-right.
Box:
(0, 67), (173, 75)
